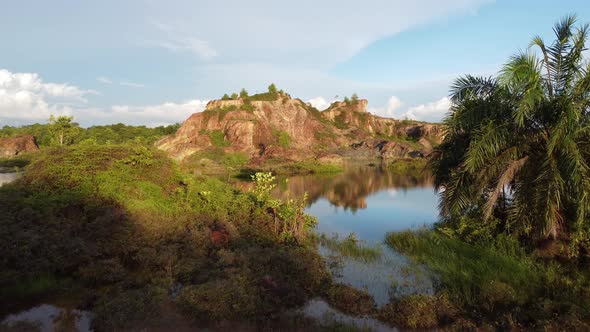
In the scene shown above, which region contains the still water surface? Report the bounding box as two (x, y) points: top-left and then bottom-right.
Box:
(267, 164), (439, 306)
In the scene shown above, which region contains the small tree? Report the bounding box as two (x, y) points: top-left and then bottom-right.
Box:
(239, 88), (249, 98)
(230, 93), (239, 99)
(268, 83), (278, 94)
(48, 115), (79, 146)
(351, 93), (359, 103)
(343, 96), (351, 104)
(222, 93), (230, 100)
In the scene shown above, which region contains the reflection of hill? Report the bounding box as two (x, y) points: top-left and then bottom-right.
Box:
(244, 165), (433, 211)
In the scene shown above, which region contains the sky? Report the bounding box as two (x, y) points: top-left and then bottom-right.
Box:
(0, 0), (589, 127)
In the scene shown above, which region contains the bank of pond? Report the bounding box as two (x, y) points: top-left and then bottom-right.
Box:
(1, 146), (589, 331)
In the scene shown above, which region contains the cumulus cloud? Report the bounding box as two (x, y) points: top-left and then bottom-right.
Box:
(0, 69), (207, 127)
(401, 97), (451, 122)
(0, 69), (96, 123)
(307, 96), (334, 110)
(368, 96), (404, 117)
(74, 99), (208, 127)
(368, 95), (450, 122)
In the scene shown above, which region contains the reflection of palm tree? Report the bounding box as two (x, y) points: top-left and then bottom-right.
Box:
(52, 308), (79, 332)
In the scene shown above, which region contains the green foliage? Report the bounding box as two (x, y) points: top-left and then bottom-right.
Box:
(378, 294), (458, 329)
(278, 130), (291, 148)
(221, 93), (231, 100)
(230, 92), (239, 99)
(48, 115), (80, 146)
(208, 129), (230, 147)
(241, 102), (255, 112)
(0, 120), (179, 147)
(388, 158), (428, 177)
(251, 172), (317, 242)
(431, 15), (590, 255)
(268, 83), (277, 94)
(343, 96), (350, 104)
(239, 88), (248, 98)
(386, 229), (590, 327)
(205, 105), (238, 122)
(0, 145), (328, 323)
(319, 233), (382, 262)
(325, 283), (376, 316)
(350, 93), (359, 103)
(122, 146), (155, 166)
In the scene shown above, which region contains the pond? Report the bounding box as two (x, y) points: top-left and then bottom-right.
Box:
(264, 163), (439, 307)
(0, 172), (20, 186)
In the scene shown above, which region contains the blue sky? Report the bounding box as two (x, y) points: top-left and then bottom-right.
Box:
(0, 0), (589, 126)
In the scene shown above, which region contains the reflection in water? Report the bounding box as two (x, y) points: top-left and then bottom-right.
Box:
(241, 163), (440, 308)
(301, 299), (397, 332)
(1, 304), (92, 332)
(0, 172), (20, 186)
(272, 164), (434, 212)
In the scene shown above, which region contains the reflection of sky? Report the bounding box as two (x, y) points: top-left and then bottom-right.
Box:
(308, 187), (438, 244)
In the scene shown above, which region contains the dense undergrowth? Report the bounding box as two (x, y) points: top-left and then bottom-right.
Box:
(0, 145), (331, 330)
(385, 229), (590, 329)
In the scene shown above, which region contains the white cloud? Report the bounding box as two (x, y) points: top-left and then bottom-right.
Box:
(74, 99), (209, 127)
(0, 69), (207, 127)
(97, 76), (112, 84)
(120, 81), (145, 88)
(401, 97), (451, 122)
(307, 97), (334, 111)
(368, 96), (404, 117)
(368, 95), (450, 122)
(0, 69), (95, 122)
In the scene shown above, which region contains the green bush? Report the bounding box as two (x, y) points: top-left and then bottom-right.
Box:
(278, 131), (291, 148)
(208, 130), (230, 147)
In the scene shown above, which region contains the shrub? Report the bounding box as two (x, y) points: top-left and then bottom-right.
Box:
(208, 130), (230, 147)
(325, 283), (376, 316)
(278, 131), (291, 148)
(378, 294), (458, 329)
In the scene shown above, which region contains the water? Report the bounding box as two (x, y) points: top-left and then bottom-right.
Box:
(266, 163), (439, 306)
(1, 304), (92, 332)
(0, 172), (20, 186)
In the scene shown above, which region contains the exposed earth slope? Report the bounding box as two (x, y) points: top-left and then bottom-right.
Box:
(156, 92), (444, 161)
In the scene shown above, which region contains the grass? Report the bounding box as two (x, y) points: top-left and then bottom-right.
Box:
(249, 92), (279, 101)
(254, 159), (344, 175)
(385, 229), (590, 328)
(388, 158), (428, 177)
(319, 233), (382, 262)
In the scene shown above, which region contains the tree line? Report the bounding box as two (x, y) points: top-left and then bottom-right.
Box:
(0, 116), (180, 147)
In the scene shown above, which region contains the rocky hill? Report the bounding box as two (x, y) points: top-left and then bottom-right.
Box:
(156, 92), (444, 161)
(0, 135), (39, 157)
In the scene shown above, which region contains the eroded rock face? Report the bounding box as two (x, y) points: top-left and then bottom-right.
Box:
(0, 135), (39, 157)
(156, 94), (444, 161)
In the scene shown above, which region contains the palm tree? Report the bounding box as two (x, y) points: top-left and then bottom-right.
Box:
(431, 15), (590, 254)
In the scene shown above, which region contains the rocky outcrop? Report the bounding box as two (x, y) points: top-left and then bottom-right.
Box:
(156, 93), (444, 161)
(0, 135), (39, 157)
